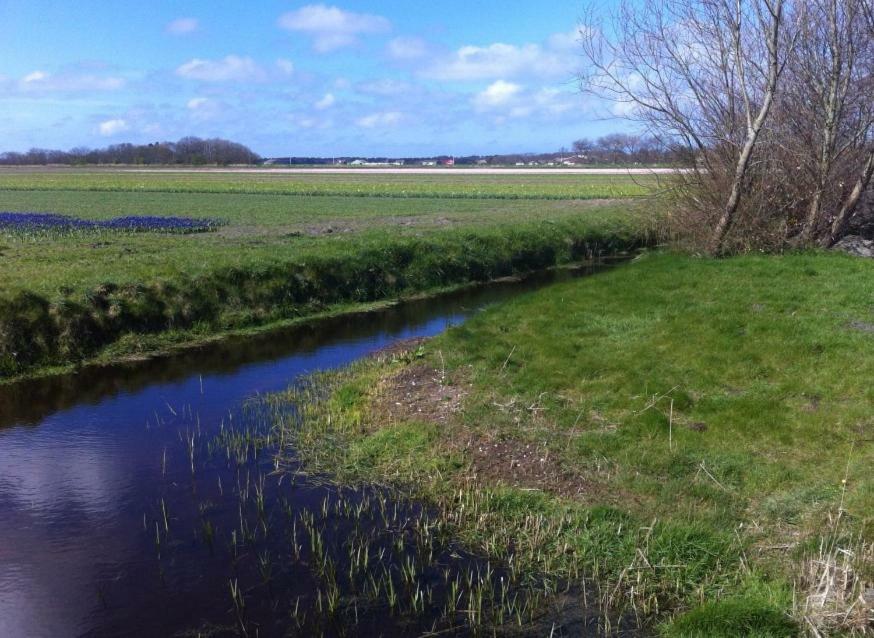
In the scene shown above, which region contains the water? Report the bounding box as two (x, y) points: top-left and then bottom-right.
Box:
(0, 265), (622, 637)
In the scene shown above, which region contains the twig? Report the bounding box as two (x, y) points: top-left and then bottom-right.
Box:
(697, 461), (728, 491)
(499, 345), (516, 373)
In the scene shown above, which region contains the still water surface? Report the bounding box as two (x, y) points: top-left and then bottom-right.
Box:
(0, 267), (613, 637)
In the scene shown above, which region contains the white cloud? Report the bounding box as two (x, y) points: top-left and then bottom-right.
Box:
(276, 58), (295, 76)
(386, 36), (427, 60)
(186, 97), (209, 110)
(291, 113), (333, 130)
(18, 70), (125, 93)
(186, 97), (224, 120)
(546, 28), (584, 52)
(473, 80), (522, 110)
(175, 55), (266, 82)
(423, 38), (573, 81)
(314, 93), (335, 109)
(472, 81), (579, 123)
(355, 78), (413, 96)
(356, 110), (402, 128)
(166, 17), (199, 35)
(22, 71), (48, 84)
(278, 4), (391, 52)
(98, 118), (129, 136)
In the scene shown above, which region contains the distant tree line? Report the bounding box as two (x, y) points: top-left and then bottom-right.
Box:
(262, 136), (677, 167)
(0, 137), (260, 166)
(569, 134), (675, 164)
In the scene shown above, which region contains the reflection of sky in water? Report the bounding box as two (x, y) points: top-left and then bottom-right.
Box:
(0, 313), (463, 637)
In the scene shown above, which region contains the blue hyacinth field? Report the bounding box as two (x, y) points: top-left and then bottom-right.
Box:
(0, 211), (224, 235)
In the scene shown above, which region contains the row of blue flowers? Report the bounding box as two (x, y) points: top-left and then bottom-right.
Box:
(0, 212), (225, 234)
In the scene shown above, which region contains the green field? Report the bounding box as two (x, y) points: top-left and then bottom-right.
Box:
(0, 170), (656, 378)
(286, 252), (874, 635)
(0, 168), (655, 199)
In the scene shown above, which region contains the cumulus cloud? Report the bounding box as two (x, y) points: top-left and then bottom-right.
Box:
(314, 93), (335, 109)
(472, 81), (579, 122)
(386, 36), (427, 60)
(356, 110), (402, 128)
(166, 17), (199, 35)
(278, 4), (390, 52)
(423, 38), (573, 81)
(175, 55), (266, 82)
(473, 80), (522, 110)
(18, 70), (125, 93)
(98, 118), (129, 136)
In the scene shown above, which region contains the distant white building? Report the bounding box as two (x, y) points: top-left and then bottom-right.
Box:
(421, 160), (436, 166)
(350, 159), (366, 165)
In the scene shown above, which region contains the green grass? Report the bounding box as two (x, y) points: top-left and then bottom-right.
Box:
(0, 170), (657, 378)
(281, 252), (874, 634)
(0, 168), (655, 199)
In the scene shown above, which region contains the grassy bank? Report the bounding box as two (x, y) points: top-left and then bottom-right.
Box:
(0, 171), (656, 378)
(277, 252), (874, 635)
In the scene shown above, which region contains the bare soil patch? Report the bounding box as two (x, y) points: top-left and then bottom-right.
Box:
(373, 363), (466, 426)
(369, 355), (603, 500)
(458, 434), (601, 499)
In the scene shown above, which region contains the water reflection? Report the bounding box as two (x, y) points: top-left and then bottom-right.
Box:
(0, 265), (615, 637)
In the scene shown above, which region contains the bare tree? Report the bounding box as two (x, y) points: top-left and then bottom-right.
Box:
(778, 0), (874, 245)
(823, 0), (874, 245)
(579, 0), (791, 253)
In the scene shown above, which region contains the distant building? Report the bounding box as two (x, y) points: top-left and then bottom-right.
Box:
(350, 159), (366, 165)
(475, 159), (488, 165)
(439, 157), (455, 166)
(421, 160), (436, 166)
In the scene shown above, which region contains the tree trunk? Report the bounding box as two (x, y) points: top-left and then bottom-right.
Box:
(822, 149), (874, 247)
(709, 0), (783, 255)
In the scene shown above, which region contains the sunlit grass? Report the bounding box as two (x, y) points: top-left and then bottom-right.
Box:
(284, 252), (874, 634)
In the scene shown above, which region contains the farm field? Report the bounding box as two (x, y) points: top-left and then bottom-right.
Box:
(288, 251), (874, 635)
(0, 169), (657, 378)
(0, 168), (657, 199)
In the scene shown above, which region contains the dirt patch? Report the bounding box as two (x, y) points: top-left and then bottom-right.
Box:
(458, 434), (601, 499)
(304, 222), (357, 236)
(370, 356), (603, 500)
(848, 319), (874, 333)
(373, 362), (467, 426)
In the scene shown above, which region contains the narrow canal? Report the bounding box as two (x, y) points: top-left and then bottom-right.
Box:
(0, 264), (630, 637)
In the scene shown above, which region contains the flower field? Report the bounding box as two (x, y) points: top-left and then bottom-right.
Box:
(0, 168), (656, 200)
(0, 211), (223, 235)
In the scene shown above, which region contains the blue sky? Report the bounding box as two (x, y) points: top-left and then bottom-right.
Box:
(0, 1), (625, 156)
